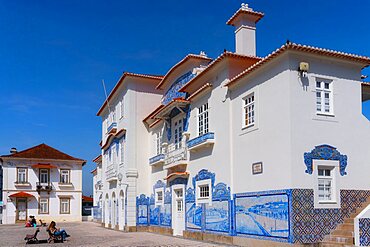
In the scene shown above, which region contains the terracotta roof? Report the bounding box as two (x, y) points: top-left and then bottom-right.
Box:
(97, 72), (163, 116)
(226, 7), (264, 26)
(156, 54), (212, 90)
(187, 83), (213, 101)
(1, 143), (85, 163)
(143, 104), (165, 123)
(92, 154), (102, 163)
(31, 163), (57, 169)
(180, 51), (261, 92)
(226, 42), (370, 87)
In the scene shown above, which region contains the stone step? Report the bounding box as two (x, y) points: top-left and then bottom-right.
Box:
(323, 235), (353, 244)
(344, 218), (355, 224)
(337, 223), (354, 231)
(331, 230), (353, 237)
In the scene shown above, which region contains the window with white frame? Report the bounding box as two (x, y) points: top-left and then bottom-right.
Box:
(60, 169), (70, 184)
(317, 167), (334, 202)
(39, 198), (49, 214)
(39, 169), (49, 184)
(196, 179), (212, 204)
(316, 79), (333, 114)
(60, 198), (70, 214)
(243, 94), (255, 128)
(120, 98), (124, 119)
(17, 167), (27, 183)
(155, 189), (164, 206)
(155, 132), (162, 155)
(198, 103), (209, 135)
(120, 138), (124, 164)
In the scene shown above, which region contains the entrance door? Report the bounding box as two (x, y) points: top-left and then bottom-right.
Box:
(16, 198), (27, 222)
(172, 187), (185, 236)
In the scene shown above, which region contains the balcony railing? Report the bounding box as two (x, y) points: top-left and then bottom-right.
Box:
(106, 164), (118, 181)
(36, 182), (53, 194)
(149, 154), (165, 166)
(187, 132), (215, 150)
(164, 144), (187, 167)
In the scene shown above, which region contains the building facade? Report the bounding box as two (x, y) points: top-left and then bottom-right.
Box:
(0, 144), (85, 224)
(94, 3), (370, 245)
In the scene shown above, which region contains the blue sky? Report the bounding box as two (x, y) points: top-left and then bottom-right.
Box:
(0, 0), (369, 196)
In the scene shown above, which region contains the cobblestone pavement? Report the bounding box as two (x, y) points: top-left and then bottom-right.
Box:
(0, 222), (230, 247)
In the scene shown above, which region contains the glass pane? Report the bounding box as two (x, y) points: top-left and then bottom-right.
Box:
(316, 81), (321, 88)
(324, 83), (330, 89)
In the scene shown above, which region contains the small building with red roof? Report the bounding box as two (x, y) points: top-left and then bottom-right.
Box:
(0, 143), (86, 224)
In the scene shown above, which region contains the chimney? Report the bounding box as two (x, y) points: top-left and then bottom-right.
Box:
(227, 3), (264, 56)
(10, 147), (17, 154)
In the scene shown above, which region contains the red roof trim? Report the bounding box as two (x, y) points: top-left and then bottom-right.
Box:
(101, 128), (126, 150)
(226, 8), (264, 26)
(165, 172), (189, 180)
(0, 143), (85, 163)
(31, 163), (57, 169)
(156, 54), (212, 90)
(97, 72), (163, 116)
(180, 51), (260, 92)
(91, 168), (97, 174)
(92, 155), (102, 163)
(226, 42), (370, 87)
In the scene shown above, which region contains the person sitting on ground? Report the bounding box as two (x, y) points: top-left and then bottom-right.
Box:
(47, 221), (70, 241)
(30, 216), (37, 227)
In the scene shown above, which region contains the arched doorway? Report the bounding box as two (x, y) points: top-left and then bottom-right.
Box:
(104, 194), (109, 227)
(112, 192), (116, 229)
(119, 190), (125, 230)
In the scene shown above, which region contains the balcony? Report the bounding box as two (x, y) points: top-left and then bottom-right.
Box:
(14, 181), (31, 187)
(106, 164), (118, 182)
(187, 132), (215, 151)
(36, 182), (53, 194)
(164, 144), (187, 168)
(149, 154), (165, 166)
(107, 122), (117, 134)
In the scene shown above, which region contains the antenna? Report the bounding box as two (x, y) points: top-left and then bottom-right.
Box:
(101, 79), (111, 115)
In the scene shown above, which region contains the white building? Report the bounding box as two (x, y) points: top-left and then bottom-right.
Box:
(0, 144), (86, 224)
(94, 3), (370, 245)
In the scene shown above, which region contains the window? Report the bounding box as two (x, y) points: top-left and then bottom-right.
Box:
(174, 119), (183, 149)
(199, 185), (210, 199)
(316, 79), (333, 114)
(243, 94), (255, 128)
(39, 198), (49, 214)
(198, 103), (209, 135)
(120, 98), (124, 119)
(60, 169), (70, 184)
(318, 168), (333, 202)
(155, 132), (162, 155)
(60, 198), (70, 214)
(155, 189), (164, 206)
(39, 169), (49, 184)
(120, 138), (124, 164)
(17, 167), (27, 183)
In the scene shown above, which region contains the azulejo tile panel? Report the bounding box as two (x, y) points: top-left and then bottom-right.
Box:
(234, 190), (291, 242)
(205, 200), (229, 232)
(359, 218), (370, 246)
(186, 202), (202, 230)
(291, 189), (370, 244)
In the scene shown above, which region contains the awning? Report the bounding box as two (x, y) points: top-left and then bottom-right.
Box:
(31, 163), (57, 169)
(165, 172), (189, 180)
(9, 192), (35, 198)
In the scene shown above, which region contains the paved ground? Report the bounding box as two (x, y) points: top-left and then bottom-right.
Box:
(0, 222), (229, 247)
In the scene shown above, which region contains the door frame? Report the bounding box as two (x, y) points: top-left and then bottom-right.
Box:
(172, 184), (185, 236)
(16, 197), (28, 223)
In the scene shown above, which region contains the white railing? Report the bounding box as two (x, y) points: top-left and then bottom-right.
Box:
(105, 163), (118, 181)
(164, 143), (187, 166)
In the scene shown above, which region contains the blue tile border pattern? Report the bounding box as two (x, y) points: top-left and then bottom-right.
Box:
(360, 218), (370, 246)
(187, 132), (215, 149)
(149, 154), (165, 165)
(304, 144), (348, 176)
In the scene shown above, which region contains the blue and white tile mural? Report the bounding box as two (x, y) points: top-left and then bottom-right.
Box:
(138, 205), (148, 225)
(205, 201), (229, 232)
(160, 203), (171, 226)
(186, 202), (202, 229)
(150, 205), (159, 225)
(235, 191), (290, 239)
